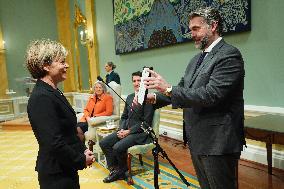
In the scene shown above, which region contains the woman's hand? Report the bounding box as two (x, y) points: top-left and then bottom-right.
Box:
(86, 117), (91, 122)
(84, 149), (95, 167)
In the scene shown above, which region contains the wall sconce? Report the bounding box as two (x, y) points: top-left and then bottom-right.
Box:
(0, 40), (5, 52)
(80, 29), (93, 47)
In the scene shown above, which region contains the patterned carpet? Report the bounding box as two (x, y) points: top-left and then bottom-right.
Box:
(0, 130), (199, 189)
(130, 156), (199, 189)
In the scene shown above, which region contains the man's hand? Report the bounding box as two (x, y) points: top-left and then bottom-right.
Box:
(84, 149), (95, 167)
(117, 129), (130, 139)
(143, 70), (170, 93)
(146, 93), (156, 104)
(117, 129), (124, 139)
(132, 94), (138, 106)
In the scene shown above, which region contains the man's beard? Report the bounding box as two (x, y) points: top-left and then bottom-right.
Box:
(198, 35), (209, 50)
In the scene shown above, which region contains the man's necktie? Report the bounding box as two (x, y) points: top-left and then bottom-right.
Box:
(128, 96), (137, 129)
(130, 95), (137, 112)
(196, 51), (208, 69)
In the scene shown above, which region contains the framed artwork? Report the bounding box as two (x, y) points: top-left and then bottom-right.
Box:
(113, 0), (251, 54)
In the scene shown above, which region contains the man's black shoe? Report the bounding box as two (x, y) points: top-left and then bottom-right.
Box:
(109, 169), (116, 176)
(103, 170), (125, 183)
(108, 167), (115, 176)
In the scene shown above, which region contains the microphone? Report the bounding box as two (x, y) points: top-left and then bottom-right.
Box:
(96, 75), (155, 136)
(97, 75), (104, 82)
(96, 75), (137, 116)
(97, 76), (106, 84)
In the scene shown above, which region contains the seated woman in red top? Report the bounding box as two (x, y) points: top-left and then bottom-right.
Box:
(77, 81), (113, 142)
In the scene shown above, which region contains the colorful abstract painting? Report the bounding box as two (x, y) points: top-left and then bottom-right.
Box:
(113, 0), (251, 54)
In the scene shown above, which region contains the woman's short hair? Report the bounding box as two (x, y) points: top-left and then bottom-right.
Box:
(25, 39), (68, 79)
(106, 61), (116, 70)
(93, 81), (107, 93)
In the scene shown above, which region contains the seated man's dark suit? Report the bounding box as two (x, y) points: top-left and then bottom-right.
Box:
(99, 93), (160, 174)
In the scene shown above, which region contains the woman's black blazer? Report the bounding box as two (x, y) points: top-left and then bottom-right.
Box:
(27, 80), (86, 174)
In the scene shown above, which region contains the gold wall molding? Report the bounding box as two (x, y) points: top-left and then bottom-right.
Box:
(0, 97), (29, 121)
(0, 101), (13, 115)
(0, 25), (9, 98)
(85, 0), (100, 87)
(74, 4), (86, 91)
(55, 0), (101, 92)
(55, 0), (76, 92)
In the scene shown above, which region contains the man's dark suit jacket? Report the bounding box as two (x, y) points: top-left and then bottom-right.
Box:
(119, 93), (164, 144)
(106, 71), (120, 84)
(157, 39), (245, 155)
(27, 80), (86, 175)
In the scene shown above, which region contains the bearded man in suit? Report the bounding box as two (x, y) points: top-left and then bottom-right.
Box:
(144, 7), (246, 189)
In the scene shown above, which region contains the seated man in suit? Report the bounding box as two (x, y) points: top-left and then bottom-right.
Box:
(99, 71), (161, 183)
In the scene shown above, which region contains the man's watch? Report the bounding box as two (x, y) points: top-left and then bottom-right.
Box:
(164, 86), (172, 97)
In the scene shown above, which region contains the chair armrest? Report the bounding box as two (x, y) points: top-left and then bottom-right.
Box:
(76, 112), (84, 122)
(87, 115), (120, 127)
(85, 115), (120, 142)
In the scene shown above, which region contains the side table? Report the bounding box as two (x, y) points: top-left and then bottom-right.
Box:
(94, 126), (117, 167)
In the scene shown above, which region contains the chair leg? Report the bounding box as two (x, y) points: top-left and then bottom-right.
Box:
(138, 154), (143, 166)
(127, 153), (134, 185)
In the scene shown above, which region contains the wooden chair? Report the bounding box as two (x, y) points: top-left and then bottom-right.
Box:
(126, 109), (161, 185)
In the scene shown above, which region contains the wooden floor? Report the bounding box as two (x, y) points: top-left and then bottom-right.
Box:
(155, 137), (284, 189)
(1, 118), (284, 189)
(0, 116), (31, 130)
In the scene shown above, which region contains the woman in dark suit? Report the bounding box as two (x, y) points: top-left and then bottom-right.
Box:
(26, 39), (94, 189)
(105, 61), (121, 84)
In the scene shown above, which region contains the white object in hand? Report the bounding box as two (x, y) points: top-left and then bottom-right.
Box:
(137, 67), (150, 105)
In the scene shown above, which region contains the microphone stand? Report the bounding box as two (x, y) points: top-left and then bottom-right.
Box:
(141, 124), (190, 188)
(97, 76), (140, 116)
(97, 76), (190, 188)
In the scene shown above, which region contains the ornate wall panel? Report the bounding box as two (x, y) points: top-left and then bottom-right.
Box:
(113, 0), (251, 54)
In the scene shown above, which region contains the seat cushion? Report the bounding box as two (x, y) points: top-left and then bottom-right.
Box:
(128, 143), (155, 155)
